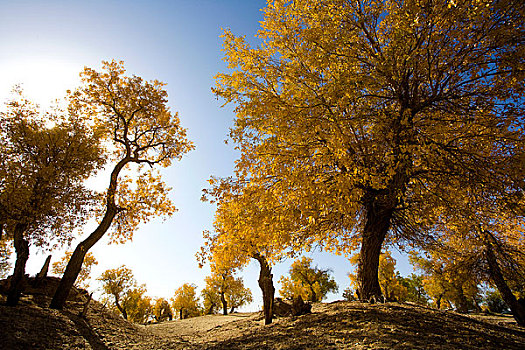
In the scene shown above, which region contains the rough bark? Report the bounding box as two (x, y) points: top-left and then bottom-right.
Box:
(50, 158), (128, 309)
(220, 291), (228, 315)
(485, 237), (525, 326)
(253, 252), (275, 325)
(6, 223), (29, 306)
(356, 189), (394, 301)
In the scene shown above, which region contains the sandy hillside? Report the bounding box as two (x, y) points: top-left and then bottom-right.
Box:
(1, 296), (525, 349)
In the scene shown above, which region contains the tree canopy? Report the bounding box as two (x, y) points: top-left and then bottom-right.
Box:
(279, 257), (338, 302)
(212, 0), (525, 300)
(0, 92), (104, 305)
(172, 283), (201, 319)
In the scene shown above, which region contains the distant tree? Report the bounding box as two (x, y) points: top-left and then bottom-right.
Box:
(409, 251), (480, 312)
(201, 286), (221, 315)
(227, 279), (253, 313)
(153, 298), (173, 322)
(1, 92), (103, 306)
(204, 265), (253, 315)
(51, 60), (194, 309)
(342, 287), (357, 302)
(279, 257), (338, 302)
(485, 290), (509, 314)
(398, 274), (430, 305)
(172, 283), (201, 319)
(98, 265), (138, 320)
(52, 251), (98, 289)
(124, 286), (152, 324)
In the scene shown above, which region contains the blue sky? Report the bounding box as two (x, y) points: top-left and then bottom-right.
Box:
(0, 0), (412, 311)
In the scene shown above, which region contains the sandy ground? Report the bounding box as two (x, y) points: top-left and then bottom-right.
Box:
(2, 293), (525, 350)
(144, 312), (260, 338)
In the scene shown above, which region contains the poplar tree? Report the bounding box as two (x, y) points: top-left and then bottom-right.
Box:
(213, 0), (525, 300)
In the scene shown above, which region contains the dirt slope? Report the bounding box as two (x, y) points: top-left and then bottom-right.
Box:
(1, 298), (524, 349)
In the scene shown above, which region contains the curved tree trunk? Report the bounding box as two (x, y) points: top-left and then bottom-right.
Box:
(114, 296), (128, 320)
(6, 223), (29, 306)
(356, 189), (394, 301)
(485, 237), (525, 326)
(253, 252), (275, 325)
(50, 158), (128, 310)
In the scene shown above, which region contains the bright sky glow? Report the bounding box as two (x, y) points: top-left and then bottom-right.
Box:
(0, 0), (412, 311)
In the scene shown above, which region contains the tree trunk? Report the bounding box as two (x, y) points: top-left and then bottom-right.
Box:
(485, 237), (525, 326)
(309, 285), (318, 303)
(179, 308), (183, 320)
(50, 158), (129, 310)
(454, 285), (469, 313)
(36, 255), (52, 279)
(253, 253), (275, 325)
(436, 294), (443, 309)
(356, 189), (394, 301)
(220, 291), (228, 315)
(230, 306), (235, 314)
(6, 223), (29, 306)
(114, 296), (128, 320)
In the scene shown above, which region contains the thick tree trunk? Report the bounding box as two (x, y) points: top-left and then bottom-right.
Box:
(50, 158), (128, 310)
(253, 253), (275, 325)
(179, 308), (184, 320)
(485, 238), (525, 326)
(6, 223), (29, 306)
(309, 285), (318, 303)
(220, 291), (228, 315)
(356, 189), (393, 301)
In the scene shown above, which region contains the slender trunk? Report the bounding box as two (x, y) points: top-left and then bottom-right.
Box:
(179, 308), (183, 320)
(51, 158), (129, 310)
(6, 223), (29, 306)
(114, 296), (128, 320)
(485, 237), (525, 326)
(36, 255), (52, 279)
(220, 291), (228, 315)
(253, 253), (274, 325)
(230, 306), (235, 314)
(436, 295), (442, 309)
(357, 189), (393, 301)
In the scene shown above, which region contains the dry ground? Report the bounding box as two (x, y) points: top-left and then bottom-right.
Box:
(1, 296), (524, 349)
